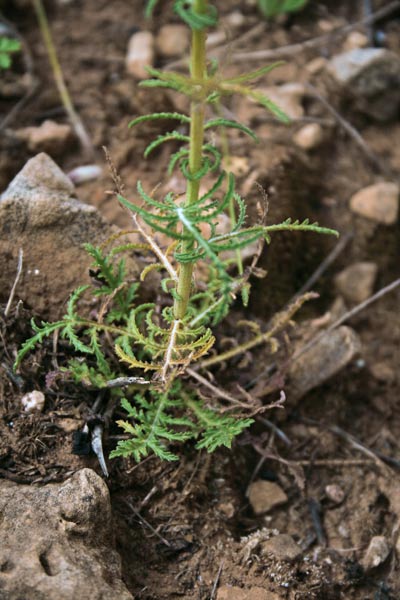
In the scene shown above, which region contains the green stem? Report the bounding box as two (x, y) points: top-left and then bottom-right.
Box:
(32, 0), (93, 158)
(173, 0), (208, 320)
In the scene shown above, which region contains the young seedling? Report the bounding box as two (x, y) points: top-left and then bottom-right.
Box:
(0, 36), (21, 70)
(257, 0), (309, 18)
(16, 0), (337, 464)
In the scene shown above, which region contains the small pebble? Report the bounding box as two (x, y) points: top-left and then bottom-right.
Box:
(325, 484), (345, 504)
(260, 534), (302, 561)
(21, 391), (45, 413)
(156, 24), (189, 57)
(306, 57), (328, 75)
(342, 31), (368, 52)
(362, 536), (391, 571)
(247, 480), (288, 515)
(293, 123), (323, 150)
(126, 31), (155, 79)
(369, 362), (395, 383)
(67, 164), (102, 185)
(16, 120), (72, 155)
(217, 586), (280, 600)
(334, 262), (378, 304)
(349, 182), (399, 225)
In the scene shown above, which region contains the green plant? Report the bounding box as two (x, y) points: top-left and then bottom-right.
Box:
(16, 0), (336, 463)
(258, 0), (309, 18)
(0, 36), (20, 69)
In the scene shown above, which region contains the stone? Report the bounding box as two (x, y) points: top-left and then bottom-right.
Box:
(15, 120), (73, 156)
(349, 182), (399, 225)
(342, 31), (368, 52)
(247, 481), (288, 515)
(326, 48), (400, 121)
(156, 24), (190, 57)
(286, 326), (361, 403)
(306, 57), (328, 75)
(0, 153), (139, 319)
(334, 262), (378, 304)
(67, 164), (102, 186)
(293, 123), (323, 150)
(126, 31), (154, 79)
(325, 483), (345, 504)
(260, 534), (302, 561)
(260, 83), (305, 119)
(225, 11), (246, 28)
(369, 362), (395, 383)
(217, 586), (280, 600)
(21, 390), (45, 413)
(362, 536), (391, 571)
(0, 468), (133, 599)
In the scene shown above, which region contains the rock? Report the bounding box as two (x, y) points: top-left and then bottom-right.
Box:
(306, 57), (328, 75)
(217, 586), (280, 600)
(362, 536), (391, 571)
(126, 31), (154, 79)
(369, 362), (395, 383)
(0, 153), (138, 319)
(342, 31), (368, 52)
(67, 164), (102, 186)
(247, 481), (288, 515)
(334, 262), (378, 304)
(21, 390), (45, 413)
(0, 469), (133, 599)
(15, 120), (73, 155)
(293, 123), (323, 150)
(260, 83), (305, 119)
(260, 534), (302, 561)
(156, 24), (190, 57)
(325, 483), (345, 504)
(225, 11), (246, 28)
(349, 182), (399, 225)
(326, 48), (400, 121)
(286, 326), (361, 403)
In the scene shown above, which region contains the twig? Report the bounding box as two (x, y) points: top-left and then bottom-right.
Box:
(4, 249), (23, 318)
(308, 498), (326, 546)
(230, 1), (400, 63)
(209, 560), (224, 600)
(292, 277), (400, 364)
(121, 498), (172, 547)
(295, 232), (352, 297)
(31, 0), (94, 158)
(187, 367), (246, 407)
(306, 84), (386, 174)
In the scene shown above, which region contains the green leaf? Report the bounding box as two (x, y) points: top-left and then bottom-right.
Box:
(129, 112), (190, 128)
(258, 0), (308, 18)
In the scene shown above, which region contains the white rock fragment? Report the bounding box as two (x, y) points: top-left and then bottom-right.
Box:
(67, 164), (102, 185)
(334, 262), (378, 304)
(293, 123), (323, 150)
(21, 391), (45, 413)
(126, 31), (155, 79)
(260, 83), (305, 119)
(156, 24), (189, 57)
(247, 480), (288, 515)
(349, 182), (399, 225)
(325, 484), (345, 504)
(362, 536), (391, 571)
(16, 120), (73, 155)
(225, 11), (246, 28)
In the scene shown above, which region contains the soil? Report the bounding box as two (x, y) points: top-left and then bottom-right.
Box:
(1, 1), (400, 599)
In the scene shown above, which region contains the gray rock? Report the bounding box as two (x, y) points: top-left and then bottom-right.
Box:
(0, 468), (133, 599)
(260, 534), (302, 561)
(326, 48), (400, 121)
(247, 481), (288, 515)
(334, 262), (378, 304)
(362, 536), (391, 571)
(286, 326), (361, 402)
(0, 153), (139, 319)
(349, 182), (399, 225)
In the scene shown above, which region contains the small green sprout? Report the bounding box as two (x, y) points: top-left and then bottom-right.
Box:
(0, 36), (21, 70)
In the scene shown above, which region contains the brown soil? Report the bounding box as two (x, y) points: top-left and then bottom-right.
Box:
(1, 1), (400, 599)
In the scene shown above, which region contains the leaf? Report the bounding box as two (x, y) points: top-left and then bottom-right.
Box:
(258, 0), (308, 18)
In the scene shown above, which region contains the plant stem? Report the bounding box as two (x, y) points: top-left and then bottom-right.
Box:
(31, 0), (94, 158)
(173, 0), (208, 320)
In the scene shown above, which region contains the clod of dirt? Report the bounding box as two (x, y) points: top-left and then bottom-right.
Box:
(334, 261), (378, 304)
(247, 480), (288, 515)
(0, 468), (132, 599)
(286, 326), (361, 403)
(217, 585), (280, 600)
(260, 534), (302, 562)
(15, 120), (73, 156)
(126, 31), (155, 79)
(20, 390), (45, 414)
(0, 153), (138, 319)
(361, 536), (391, 571)
(293, 123), (323, 151)
(326, 48), (400, 121)
(349, 182), (399, 225)
(156, 24), (190, 57)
